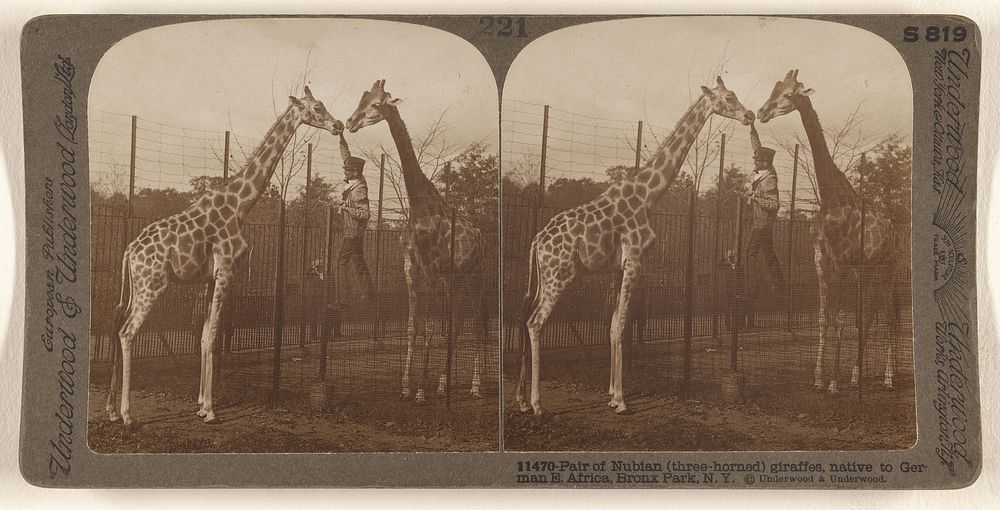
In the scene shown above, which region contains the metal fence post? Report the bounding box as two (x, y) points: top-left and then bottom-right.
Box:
(857, 153), (867, 402)
(271, 193), (288, 404)
(731, 198), (746, 372)
(682, 188), (696, 396)
(298, 143), (313, 348)
(713, 133), (726, 340)
(787, 143), (799, 332)
(446, 207), (457, 410)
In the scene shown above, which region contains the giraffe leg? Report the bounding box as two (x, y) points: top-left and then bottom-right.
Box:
(197, 282), (214, 407)
(828, 309), (845, 395)
(851, 303), (876, 389)
(117, 296), (159, 427)
(608, 254), (639, 415)
(401, 257), (418, 399)
(812, 238), (827, 390)
(610, 269), (623, 397)
(524, 268), (572, 417)
(105, 325), (122, 422)
(814, 282), (828, 390)
(198, 262), (232, 423)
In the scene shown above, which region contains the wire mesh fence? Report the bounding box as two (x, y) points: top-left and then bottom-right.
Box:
(501, 101), (913, 403)
(90, 112), (498, 425)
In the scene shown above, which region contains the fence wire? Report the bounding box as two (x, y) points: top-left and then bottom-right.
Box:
(501, 101), (913, 402)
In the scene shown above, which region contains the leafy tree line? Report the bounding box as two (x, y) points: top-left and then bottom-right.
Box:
(91, 146), (499, 235)
(502, 137), (911, 224)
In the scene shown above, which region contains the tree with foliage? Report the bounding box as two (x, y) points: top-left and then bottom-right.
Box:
(848, 135), (911, 225)
(435, 147), (499, 233)
(700, 163), (750, 217)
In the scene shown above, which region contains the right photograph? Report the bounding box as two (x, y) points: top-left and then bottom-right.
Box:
(501, 17), (915, 451)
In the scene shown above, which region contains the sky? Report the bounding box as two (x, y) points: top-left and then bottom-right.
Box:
(88, 18), (498, 207)
(501, 16), (913, 208)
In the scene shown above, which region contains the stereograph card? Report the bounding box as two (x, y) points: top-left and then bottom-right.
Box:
(18, 14), (981, 488)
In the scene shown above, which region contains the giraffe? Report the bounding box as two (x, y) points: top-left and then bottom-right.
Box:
(105, 87), (344, 426)
(517, 77), (755, 416)
(345, 79), (491, 402)
(757, 69), (904, 393)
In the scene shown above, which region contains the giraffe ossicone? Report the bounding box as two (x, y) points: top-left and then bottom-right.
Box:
(105, 88), (343, 427)
(516, 77), (754, 417)
(757, 69), (904, 394)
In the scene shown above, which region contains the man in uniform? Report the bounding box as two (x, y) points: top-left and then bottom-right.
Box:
(745, 121), (785, 295)
(337, 133), (375, 301)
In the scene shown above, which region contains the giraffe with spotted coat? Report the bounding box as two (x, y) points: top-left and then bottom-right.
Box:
(517, 77), (755, 416)
(105, 87), (343, 426)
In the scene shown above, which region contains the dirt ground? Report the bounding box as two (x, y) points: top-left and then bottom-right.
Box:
(88, 337), (498, 453)
(502, 368), (916, 452)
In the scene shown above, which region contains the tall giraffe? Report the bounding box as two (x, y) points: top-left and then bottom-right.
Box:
(757, 69), (904, 393)
(517, 77), (755, 416)
(345, 80), (491, 401)
(105, 87), (343, 426)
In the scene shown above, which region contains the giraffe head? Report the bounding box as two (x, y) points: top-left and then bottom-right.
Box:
(289, 86), (344, 135)
(756, 69), (815, 123)
(345, 79), (402, 133)
(700, 76), (755, 125)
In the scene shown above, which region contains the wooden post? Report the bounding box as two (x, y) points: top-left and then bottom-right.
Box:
(857, 153), (867, 402)
(223, 130), (230, 180)
(787, 144), (799, 332)
(319, 204), (335, 381)
(732, 198), (746, 372)
(535, 105), (550, 228)
(271, 196), (287, 403)
(298, 143), (313, 348)
(682, 189), (696, 396)
(626, 120), (643, 371)
(713, 134), (726, 339)
(446, 207), (457, 410)
(373, 154), (385, 345)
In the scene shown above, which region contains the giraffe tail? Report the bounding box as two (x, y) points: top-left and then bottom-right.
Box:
(519, 239), (541, 352)
(109, 251), (132, 371)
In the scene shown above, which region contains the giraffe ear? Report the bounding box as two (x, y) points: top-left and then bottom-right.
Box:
(289, 96), (303, 107)
(700, 85), (713, 96)
(784, 69), (796, 81)
(388, 97), (403, 105)
(800, 88), (815, 96)
(303, 86), (314, 99)
(716, 75), (726, 88)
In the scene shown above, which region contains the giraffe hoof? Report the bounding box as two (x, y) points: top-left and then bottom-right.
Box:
(121, 415), (134, 429)
(414, 390), (426, 403)
(518, 401), (531, 413)
(827, 383), (839, 395)
(614, 404), (632, 415)
(532, 406), (544, 417)
(202, 412), (217, 423)
(813, 381), (825, 391)
(107, 408), (121, 422)
(197, 408), (208, 418)
(401, 388), (411, 400)
(470, 389), (482, 398)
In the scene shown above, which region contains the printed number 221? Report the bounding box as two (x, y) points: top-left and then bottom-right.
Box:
(480, 17), (528, 38)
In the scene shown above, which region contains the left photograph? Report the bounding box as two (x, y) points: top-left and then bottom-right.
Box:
(87, 18), (499, 453)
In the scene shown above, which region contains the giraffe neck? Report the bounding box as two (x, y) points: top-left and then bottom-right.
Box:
(382, 105), (448, 221)
(230, 106), (300, 217)
(640, 95), (712, 206)
(794, 95), (858, 211)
